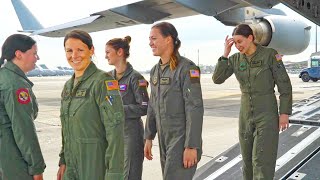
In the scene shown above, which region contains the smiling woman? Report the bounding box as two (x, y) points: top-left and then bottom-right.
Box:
(213, 24), (293, 180)
(57, 29), (125, 180)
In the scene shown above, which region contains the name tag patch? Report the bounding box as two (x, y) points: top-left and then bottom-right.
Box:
(75, 89), (87, 97)
(160, 77), (170, 85)
(250, 60), (262, 68)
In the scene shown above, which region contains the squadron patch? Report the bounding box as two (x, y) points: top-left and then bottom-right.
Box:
(275, 54), (283, 61)
(190, 69), (200, 78)
(239, 61), (247, 71)
(152, 76), (158, 85)
(16, 88), (31, 104)
(119, 84), (127, 91)
(105, 80), (119, 91)
(138, 79), (148, 87)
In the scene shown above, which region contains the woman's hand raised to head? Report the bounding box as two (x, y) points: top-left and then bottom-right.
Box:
(223, 35), (234, 58)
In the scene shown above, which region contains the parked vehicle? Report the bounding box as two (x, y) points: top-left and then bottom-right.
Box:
(299, 52), (320, 82)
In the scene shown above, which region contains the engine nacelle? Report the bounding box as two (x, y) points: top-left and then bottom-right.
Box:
(249, 15), (311, 55)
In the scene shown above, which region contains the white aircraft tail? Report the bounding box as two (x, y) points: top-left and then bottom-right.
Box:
(11, 0), (43, 32)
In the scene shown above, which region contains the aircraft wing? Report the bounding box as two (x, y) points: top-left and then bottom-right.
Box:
(279, 0), (320, 26)
(13, 0), (262, 37)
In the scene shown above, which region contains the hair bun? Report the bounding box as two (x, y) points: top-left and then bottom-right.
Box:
(124, 36), (131, 44)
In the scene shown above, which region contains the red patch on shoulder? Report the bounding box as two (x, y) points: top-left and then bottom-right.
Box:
(16, 88), (31, 104)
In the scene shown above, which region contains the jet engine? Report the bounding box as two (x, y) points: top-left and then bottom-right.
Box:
(250, 15), (311, 55)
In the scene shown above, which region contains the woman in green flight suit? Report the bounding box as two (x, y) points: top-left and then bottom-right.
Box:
(144, 22), (204, 180)
(56, 30), (125, 180)
(0, 34), (46, 180)
(106, 36), (149, 180)
(213, 24), (292, 180)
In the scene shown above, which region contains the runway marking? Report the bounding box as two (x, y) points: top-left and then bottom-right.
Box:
(204, 155), (242, 180)
(202, 128), (291, 180)
(275, 128), (320, 171)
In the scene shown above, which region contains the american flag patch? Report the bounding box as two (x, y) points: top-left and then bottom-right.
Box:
(119, 84), (127, 91)
(105, 80), (119, 90)
(138, 79), (148, 87)
(190, 69), (200, 78)
(275, 54), (283, 61)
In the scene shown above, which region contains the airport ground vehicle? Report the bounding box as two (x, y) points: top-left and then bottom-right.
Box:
(299, 52), (320, 82)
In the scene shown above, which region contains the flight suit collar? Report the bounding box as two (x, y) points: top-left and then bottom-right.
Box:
(157, 53), (182, 65)
(240, 44), (262, 60)
(112, 62), (134, 81)
(75, 61), (98, 82)
(123, 62), (134, 77)
(66, 61), (97, 90)
(3, 61), (33, 86)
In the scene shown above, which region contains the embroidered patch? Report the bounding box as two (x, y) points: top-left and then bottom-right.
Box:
(119, 84), (127, 91)
(250, 60), (262, 68)
(138, 79), (148, 87)
(75, 89), (87, 97)
(16, 88), (31, 104)
(239, 61), (247, 71)
(105, 80), (119, 91)
(160, 77), (170, 85)
(275, 54), (283, 61)
(190, 69), (200, 78)
(152, 76), (158, 85)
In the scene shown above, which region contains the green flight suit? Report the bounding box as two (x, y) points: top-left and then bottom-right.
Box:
(109, 62), (149, 180)
(59, 62), (125, 180)
(145, 55), (204, 180)
(0, 61), (46, 180)
(213, 45), (292, 180)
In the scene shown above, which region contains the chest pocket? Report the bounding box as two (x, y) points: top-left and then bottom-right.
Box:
(164, 79), (184, 115)
(69, 89), (88, 116)
(234, 64), (247, 86)
(254, 65), (271, 79)
(61, 89), (88, 117)
(253, 65), (274, 90)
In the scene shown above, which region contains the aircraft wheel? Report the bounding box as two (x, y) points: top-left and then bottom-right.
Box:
(301, 73), (310, 82)
(312, 78), (318, 82)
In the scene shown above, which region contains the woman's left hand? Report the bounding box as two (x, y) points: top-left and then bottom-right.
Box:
(183, 148), (198, 169)
(279, 114), (289, 132)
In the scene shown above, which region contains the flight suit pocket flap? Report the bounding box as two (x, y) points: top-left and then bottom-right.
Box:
(76, 138), (102, 144)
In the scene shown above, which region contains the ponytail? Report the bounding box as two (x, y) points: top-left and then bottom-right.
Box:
(169, 55), (178, 70)
(169, 37), (181, 70)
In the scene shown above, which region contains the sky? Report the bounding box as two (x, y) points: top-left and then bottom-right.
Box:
(0, 0), (319, 71)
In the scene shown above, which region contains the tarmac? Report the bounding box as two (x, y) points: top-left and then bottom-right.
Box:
(29, 74), (320, 180)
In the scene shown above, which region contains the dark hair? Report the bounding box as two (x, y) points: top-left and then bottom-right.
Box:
(232, 24), (255, 41)
(106, 36), (131, 59)
(152, 22), (181, 70)
(64, 30), (93, 49)
(0, 34), (36, 66)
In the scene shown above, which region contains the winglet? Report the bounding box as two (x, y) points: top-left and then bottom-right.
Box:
(11, 0), (43, 32)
